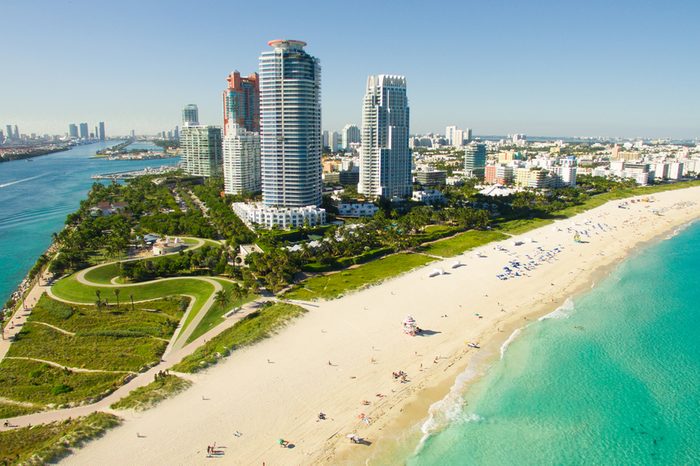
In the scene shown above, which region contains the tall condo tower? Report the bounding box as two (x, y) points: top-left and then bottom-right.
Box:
(223, 121), (261, 195)
(181, 125), (223, 177)
(358, 75), (411, 199)
(182, 104), (199, 126)
(79, 123), (89, 140)
(223, 71), (260, 135)
(341, 124), (360, 150)
(259, 39), (322, 208)
(464, 142), (486, 178)
(98, 122), (106, 141)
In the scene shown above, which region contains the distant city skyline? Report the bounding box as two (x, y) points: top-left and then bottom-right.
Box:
(1, 0), (699, 139)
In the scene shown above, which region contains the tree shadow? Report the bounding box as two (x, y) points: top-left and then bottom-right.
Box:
(418, 329), (441, 336)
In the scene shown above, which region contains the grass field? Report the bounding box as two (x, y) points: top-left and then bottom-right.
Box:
(0, 296), (186, 414)
(0, 358), (127, 408)
(172, 302), (307, 373)
(284, 253), (435, 301)
(420, 229), (509, 257)
(0, 412), (120, 465)
(0, 400), (43, 419)
(83, 262), (121, 285)
(110, 374), (192, 411)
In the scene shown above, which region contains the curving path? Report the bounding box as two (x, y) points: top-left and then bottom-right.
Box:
(4, 356), (136, 375)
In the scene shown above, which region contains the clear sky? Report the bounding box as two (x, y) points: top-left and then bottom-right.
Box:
(2, 0), (698, 139)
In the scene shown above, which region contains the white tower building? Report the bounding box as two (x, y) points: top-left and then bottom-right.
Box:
(358, 75), (411, 199)
(223, 122), (261, 195)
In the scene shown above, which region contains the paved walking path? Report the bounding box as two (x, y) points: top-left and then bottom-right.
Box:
(31, 321), (75, 336)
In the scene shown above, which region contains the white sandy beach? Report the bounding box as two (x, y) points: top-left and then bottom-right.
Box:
(62, 186), (700, 466)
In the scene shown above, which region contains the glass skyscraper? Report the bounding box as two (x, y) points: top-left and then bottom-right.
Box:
(182, 104), (199, 126)
(259, 39), (322, 208)
(464, 142), (487, 178)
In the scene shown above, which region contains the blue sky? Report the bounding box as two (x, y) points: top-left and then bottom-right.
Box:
(1, 0), (698, 139)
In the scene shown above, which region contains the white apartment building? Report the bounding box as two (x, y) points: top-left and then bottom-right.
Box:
(337, 202), (379, 217)
(358, 75), (412, 199)
(223, 122), (261, 195)
(232, 202), (326, 229)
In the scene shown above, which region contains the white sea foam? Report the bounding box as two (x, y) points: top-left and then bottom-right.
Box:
(665, 219), (695, 240)
(538, 297), (575, 322)
(499, 328), (522, 359)
(414, 366), (483, 454)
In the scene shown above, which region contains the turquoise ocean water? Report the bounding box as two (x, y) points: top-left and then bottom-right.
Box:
(0, 141), (179, 305)
(408, 221), (700, 465)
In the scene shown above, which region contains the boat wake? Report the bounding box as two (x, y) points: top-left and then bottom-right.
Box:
(0, 173), (47, 188)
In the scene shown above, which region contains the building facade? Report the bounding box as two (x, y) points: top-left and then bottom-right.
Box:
(182, 104), (199, 126)
(464, 142), (486, 178)
(259, 39), (322, 208)
(223, 71), (260, 135)
(181, 125), (223, 177)
(223, 122), (261, 195)
(69, 124), (78, 138)
(341, 124), (360, 149)
(358, 74), (411, 199)
(98, 121), (105, 141)
(79, 123), (89, 140)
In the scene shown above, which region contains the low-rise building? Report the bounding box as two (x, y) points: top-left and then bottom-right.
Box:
(412, 189), (445, 205)
(337, 202), (379, 217)
(415, 169), (447, 187)
(232, 202), (326, 229)
(152, 237), (186, 255)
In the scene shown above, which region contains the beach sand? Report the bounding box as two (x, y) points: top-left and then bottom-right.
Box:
(63, 187), (700, 466)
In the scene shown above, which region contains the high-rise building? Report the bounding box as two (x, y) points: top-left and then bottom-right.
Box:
(0, 129), (4, 142)
(180, 125), (223, 177)
(13, 125), (19, 140)
(69, 124), (79, 138)
(223, 122), (261, 195)
(322, 130), (329, 149)
(5, 125), (12, 140)
(445, 125), (457, 146)
(453, 129), (465, 147)
(79, 123), (89, 140)
(223, 71), (260, 135)
(182, 104), (199, 126)
(358, 75), (411, 199)
(464, 142), (487, 178)
(329, 131), (341, 152)
(341, 124), (360, 149)
(466, 128), (473, 142)
(259, 39), (322, 208)
(98, 122), (106, 141)
(174, 126), (179, 140)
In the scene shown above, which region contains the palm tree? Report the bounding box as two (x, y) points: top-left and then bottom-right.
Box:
(95, 289), (102, 309)
(214, 289), (230, 310)
(114, 289), (121, 309)
(129, 293), (135, 311)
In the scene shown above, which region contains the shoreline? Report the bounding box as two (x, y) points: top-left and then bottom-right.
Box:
(60, 185), (700, 466)
(332, 216), (699, 465)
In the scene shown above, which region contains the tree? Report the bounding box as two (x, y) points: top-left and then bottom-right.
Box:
(129, 293), (134, 311)
(95, 289), (102, 309)
(214, 289), (230, 310)
(114, 289), (121, 309)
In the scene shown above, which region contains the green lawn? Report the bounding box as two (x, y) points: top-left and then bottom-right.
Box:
(172, 302), (307, 373)
(110, 374), (192, 411)
(0, 358), (127, 409)
(52, 275), (215, 332)
(420, 230), (508, 258)
(284, 252), (435, 301)
(495, 218), (556, 235)
(83, 262), (121, 284)
(0, 295), (187, 415)
(186, 278), (257, 343)
(0, 412), (120, 465)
